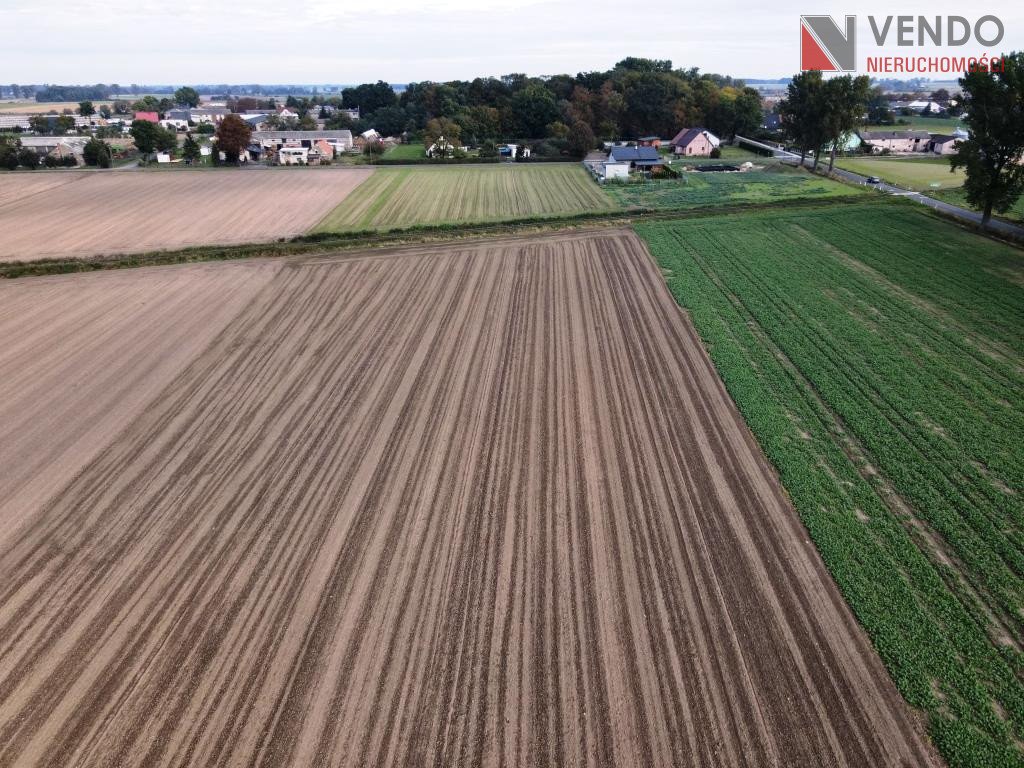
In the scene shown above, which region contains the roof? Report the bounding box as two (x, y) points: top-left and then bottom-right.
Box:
(252, 130), (353, 141)
(670, 127), (706, 147)
(192, 108), (230, 116)
(930, 134), (957, 144)
(134, 112), (159, 123)
(638, 135), (660, 141)
(859, 130), (931, 140)
(608, 146), (663, 163)
(165, 109), (191, 120)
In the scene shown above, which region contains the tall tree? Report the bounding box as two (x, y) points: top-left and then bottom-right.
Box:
(182, 134), (202, 164)
(778, 71), (828, 168)
(130, 119), (160, 156)
(78, 101), (95, 117)
(951, 52), (1024, 226)
(822, 75), (871, 173)
(174, 87), (201, 107)
(83, 137), (112, 167)
(214, 114), (252, 163)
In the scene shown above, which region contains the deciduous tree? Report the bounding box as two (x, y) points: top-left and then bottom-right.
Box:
(214, 113), (252, 163)
(951, 51), (1024, 225)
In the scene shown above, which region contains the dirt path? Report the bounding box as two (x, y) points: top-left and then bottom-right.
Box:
(0, 232), (940, 766)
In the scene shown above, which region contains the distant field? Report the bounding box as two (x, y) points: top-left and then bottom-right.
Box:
(836, 156), (964, 191)
(867, 117), (966, 132)
(606, 165), (860, 210)
(382, 143), (426, 160)
(638, 203), (1024, 768)
(0, 168), (372, 261)
(314, 164), (615, 232)
(929, 187), (1024, 222)
(0, 100), (115, 114)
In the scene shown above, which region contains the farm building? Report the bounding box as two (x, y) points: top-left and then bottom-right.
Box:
(250, 130), (353, 161)
(669, 128), (718, 156)
(276, 146), (309, 165)
(19, 136), (88, 165)
(161, 109), (192, 131)
(638, 136), (662, 148)
(859, 130), (930, 153)
(190, 108), (230, 125)
(608, 146), (665, 171)
(0, 115), (32, 131)
(928, 135), (959, 155)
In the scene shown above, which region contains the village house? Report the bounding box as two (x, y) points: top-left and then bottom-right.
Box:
(161, 109), (192, 131)
(276, 146), (309, 165)
(669, 128), (718, 156)
(607, 145), (665, 171)
(637, 136), (662, 148)
(249, 129), (353, 162)
(190, 107), (230, 125)
(133, 111), (160, 124)
(859, 130), (931, 153)
(928, 135), (959, 155)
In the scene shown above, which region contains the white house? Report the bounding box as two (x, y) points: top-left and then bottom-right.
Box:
(601, 161), (630, 181)
(908, 100), (942, 113)
(361, 128), (381, 142)
(426, 135), (455, 158)
(277, 146), (309, 165)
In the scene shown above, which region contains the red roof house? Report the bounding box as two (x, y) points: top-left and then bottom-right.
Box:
(134, 111), (159, 123)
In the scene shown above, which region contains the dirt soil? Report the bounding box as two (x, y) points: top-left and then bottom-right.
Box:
(0, 231), (940, 767)
(0, 168), (372, 262)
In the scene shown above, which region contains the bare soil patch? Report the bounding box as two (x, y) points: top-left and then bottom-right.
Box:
(0, 169), (372, 262)
(0, 231), (938, 766)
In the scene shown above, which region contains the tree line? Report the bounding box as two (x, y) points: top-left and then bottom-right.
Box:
(272, 58), (763, 156)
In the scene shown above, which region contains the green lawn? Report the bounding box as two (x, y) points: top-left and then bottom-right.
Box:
(836, 156), (965, 191)
(605, 164), (861, 210)
(930, 188), (1024, 223)
(867, 116), (967, 132)
(382, 143), (426, 161)
(638, 202), (1024, 768)
(313, 164), (616, 232)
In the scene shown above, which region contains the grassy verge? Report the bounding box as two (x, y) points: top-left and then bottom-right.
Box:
(637, 202), (1024, 768)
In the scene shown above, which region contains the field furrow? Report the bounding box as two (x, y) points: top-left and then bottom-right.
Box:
(0, 231), (938, 767)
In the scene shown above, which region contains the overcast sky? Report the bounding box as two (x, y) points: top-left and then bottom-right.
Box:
(3, 0), (1023, 84)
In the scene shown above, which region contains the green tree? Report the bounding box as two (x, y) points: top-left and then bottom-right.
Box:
(155, 125), (178, 154)
(567, 120), (596, 157)
(29, 114), (50, 135)
(99, 104), (112, 119)
(182, 134), (202, 164)
(214, 113), (252, 163)
(174, 87), (200, 107)
(18, 148), (39, 169)
(951, 52), (1024, 225)
(510, 84), (558, 139)
(83, 137), (112, 167)
(55, 114), (76, 134)
(822, 75), (871, 173)
(130, 119), (160, 155)
(78, 101), (95, 117)
(342, 81), (397, 115)
(362, 139), (385, 161)
(423, 117), (461, 149)
(0, 134), (21, 169)
(778, 70), (828, 167)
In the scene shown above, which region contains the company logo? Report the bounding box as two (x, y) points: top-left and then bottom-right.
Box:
(801, 15), (856, 71)
(799, 15), (1008, 74)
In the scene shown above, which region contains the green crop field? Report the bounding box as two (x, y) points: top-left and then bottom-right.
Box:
(606, 165), (861, 210)
(867, 116), (967, 132)
(637, 203), (1024, 768)
(837, 156), (965, 191)
(314, 164), (615, 232)
(930, 188), (1024, 223)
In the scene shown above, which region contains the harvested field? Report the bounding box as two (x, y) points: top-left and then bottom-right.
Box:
(313, 163), (616, 233)
(0, 260), (281, 537)
(0, 168), (372, 262)
(0, 231), (938, 767)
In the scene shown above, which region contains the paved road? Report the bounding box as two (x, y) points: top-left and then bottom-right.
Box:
(735, 135), (1024, 241)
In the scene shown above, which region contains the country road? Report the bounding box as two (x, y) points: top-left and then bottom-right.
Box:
(736, 135), (1024, 241)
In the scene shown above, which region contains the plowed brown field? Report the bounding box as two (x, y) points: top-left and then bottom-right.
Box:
(0, 231), (939, 767)
(0, 169), (371, 262)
